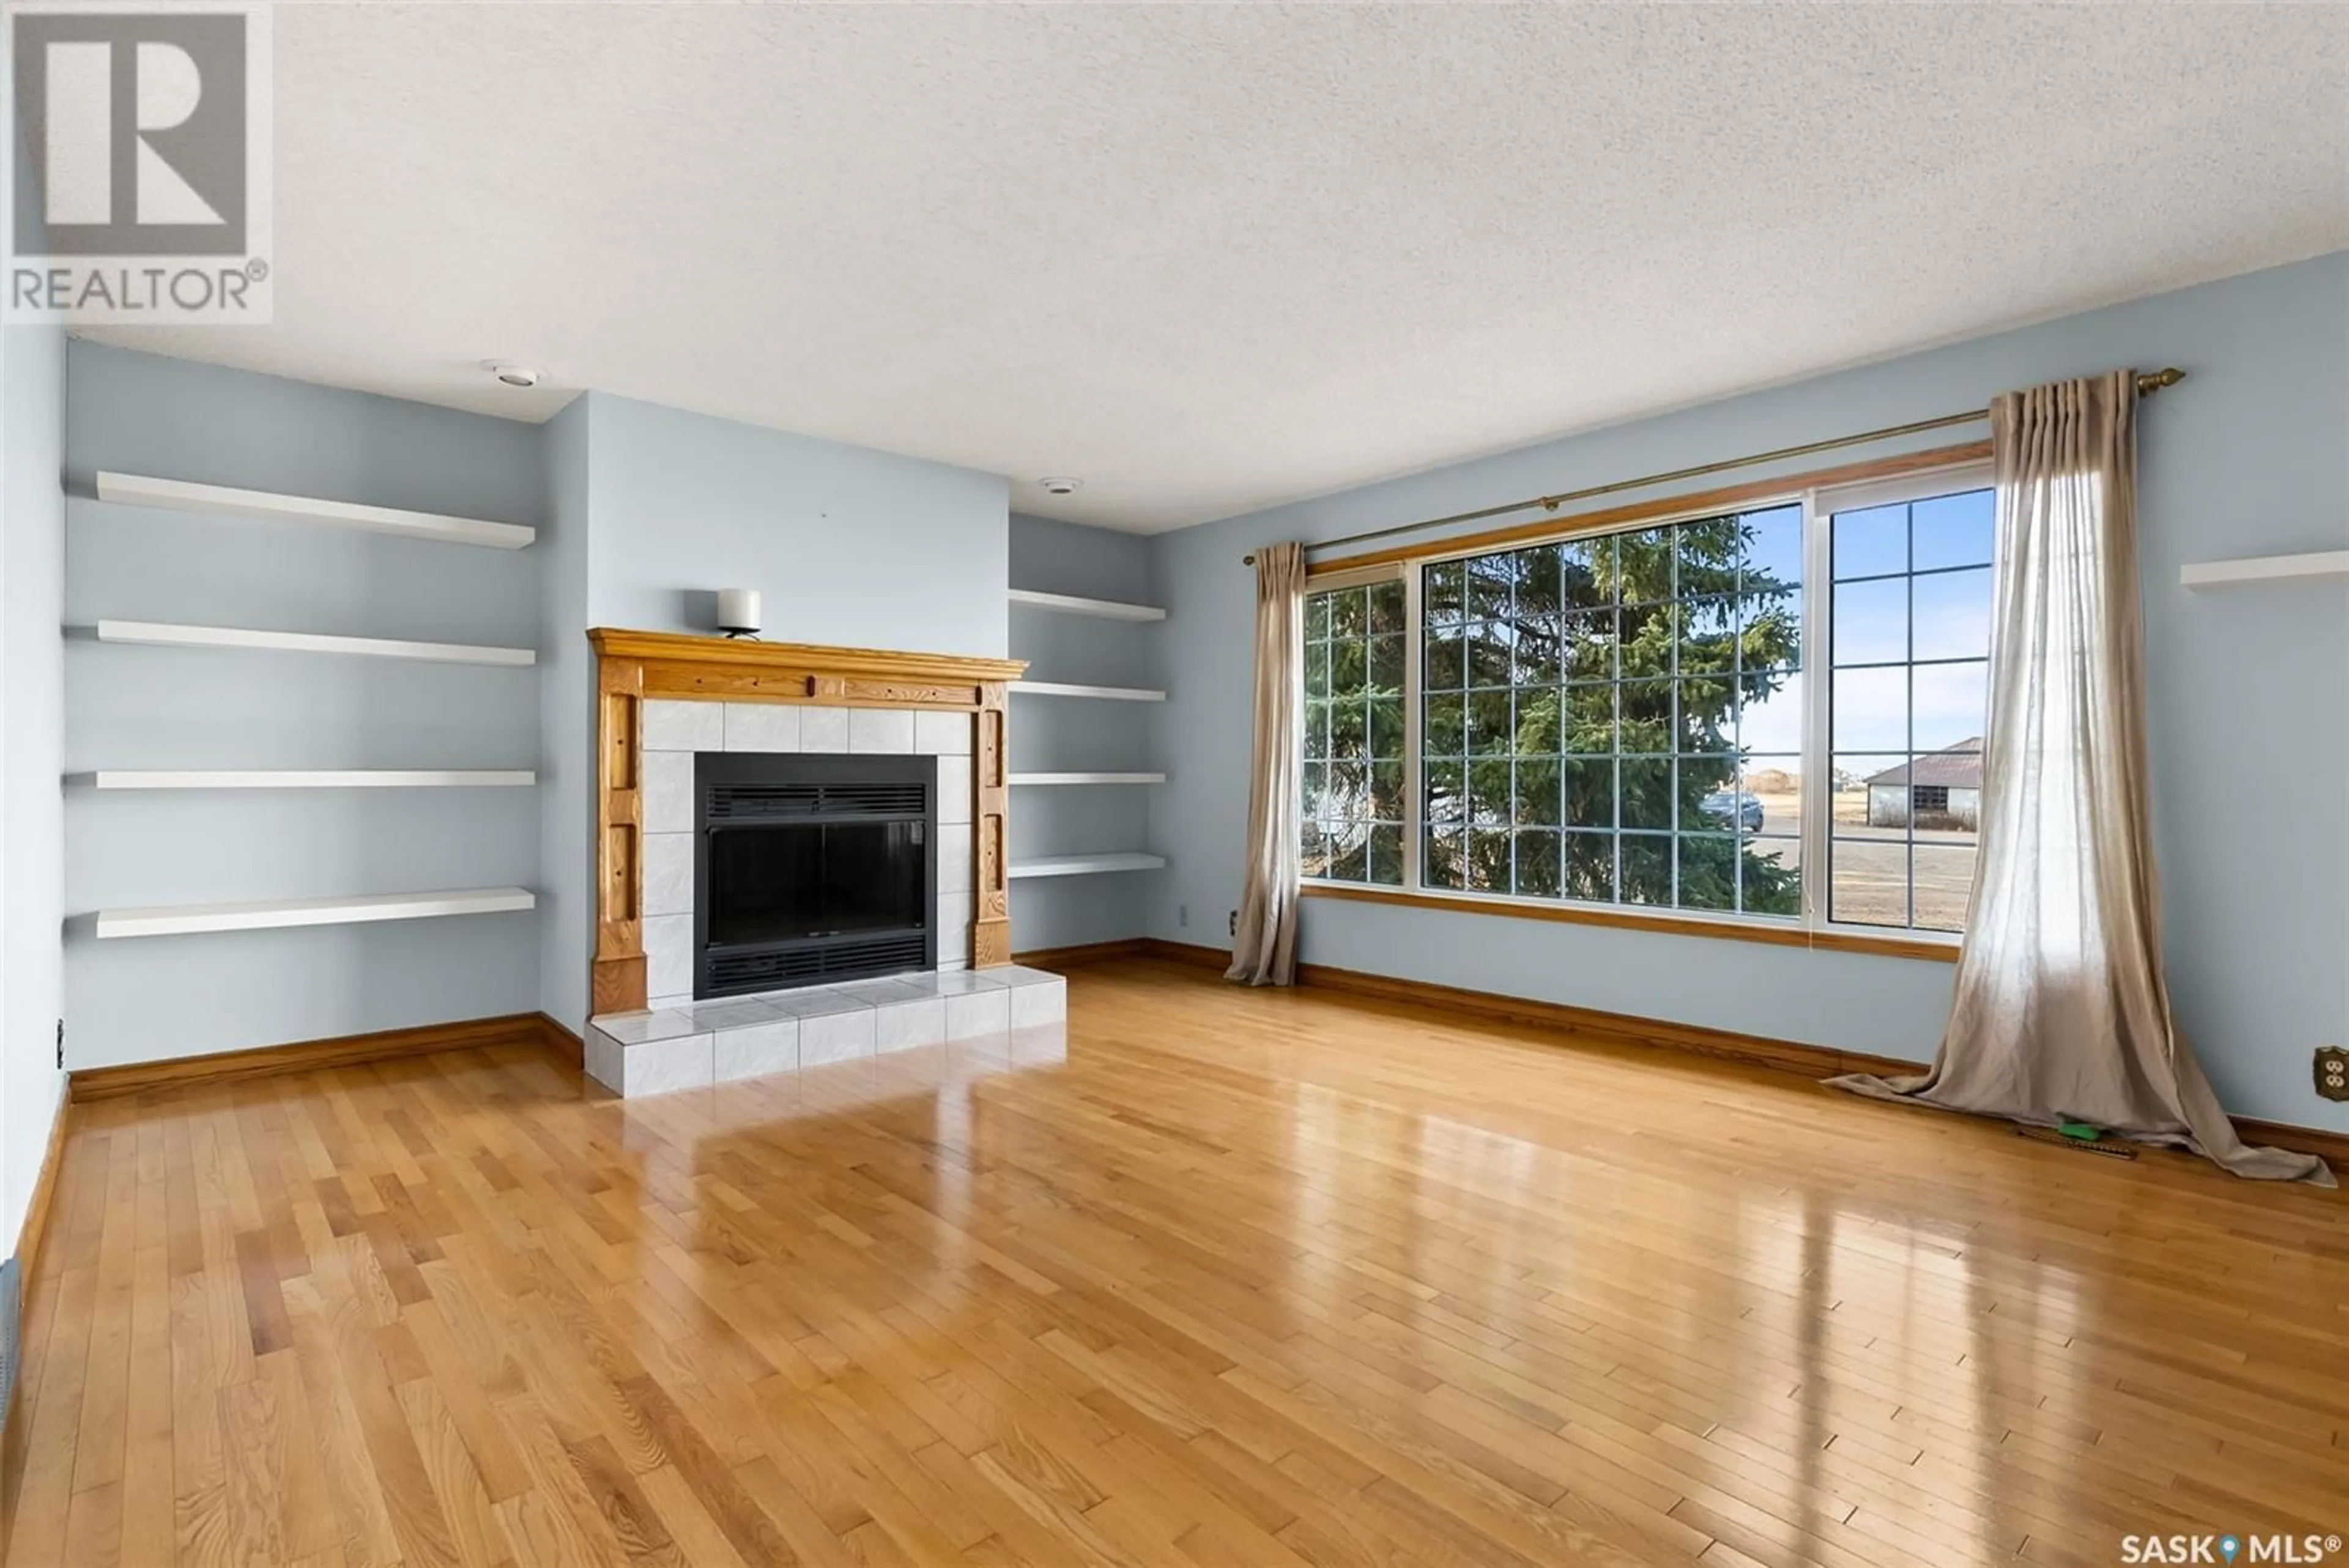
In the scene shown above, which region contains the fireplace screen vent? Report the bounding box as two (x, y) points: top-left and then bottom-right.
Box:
(707, 780), (927, 821)
(707, 932), (930, 992)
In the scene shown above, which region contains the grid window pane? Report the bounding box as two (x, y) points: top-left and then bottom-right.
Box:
(1413, 506), (1809, 921)
(1562, 537), (1614, 607)
(1912, 488), (1994, 571)
(1466, 690), (1514, 754)
(1425, 827), (1465, 888)
(1913, 842), (1978, 931)
(1833, 576), (1907, 665)
(1741, 834), (1803, 917)
(1677, 835), (1738, 911)
(1514, 829), (1562, 898)
(1466, 828), (1510, 891)
(1736, 590), (1802, 672)
(1467, 555), (1512, 619)
(1620, 758), (1673, 831)
(1513, 757), (1563, 828)
(1620, 834), (1672, 905)
(1423, 692), (1464, 756)
(1739, 672), (1805, 755)
(1829, 835), (1910, 926)
(1912, 568), (1992, 661)
(1466, 621), (1512, 688)
(1832, 503), (1907, 579)
(1563, 831), (1616, 902)
(1831, 666), (1908, 752)
(1564, 760), (1616, 828)
(1562, 609), (1617, 680)
(1425, 561), (1466, 625)
(1913, 662), (1987, 757)
(1301, 578), (1407, 885)
(1826, 485), (1995, 932)
(1740, 504), (1804, 589)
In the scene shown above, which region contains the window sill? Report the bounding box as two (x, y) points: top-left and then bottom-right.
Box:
(1299, 881), (1961, 963)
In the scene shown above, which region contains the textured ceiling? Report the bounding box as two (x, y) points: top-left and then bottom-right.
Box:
(78, 3), (2349, 532)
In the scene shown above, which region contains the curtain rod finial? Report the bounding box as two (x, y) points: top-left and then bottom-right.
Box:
(2137, 366), (2184, 395)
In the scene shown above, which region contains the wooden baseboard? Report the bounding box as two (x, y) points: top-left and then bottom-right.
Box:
(71, 1011), (576, 1102)
(534, 1012), (585, 1069)
(2233, 1116), (2349, 1168)
(1118, 943), (2347, 1167)
(6, 1082), (70, 1449)
(1135, 938), (1233, 972)
(12, 1085), (69, 1279)
(1011, 938), (1151, 970)
(1286, 958), (1927, 1080)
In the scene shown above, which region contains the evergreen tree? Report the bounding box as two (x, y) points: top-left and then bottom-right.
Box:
(1305, 506), (1800, 910)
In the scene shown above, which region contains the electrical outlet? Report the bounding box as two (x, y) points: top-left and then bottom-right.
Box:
(1228, 909), (1238, 938)
(2317, 1046), (2348, 1103)
(1177, 904), (1189, 928)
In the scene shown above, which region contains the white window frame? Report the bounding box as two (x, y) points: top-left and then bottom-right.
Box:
(1299, 456), (1993, 954)
(1808, 458), (1994, 946)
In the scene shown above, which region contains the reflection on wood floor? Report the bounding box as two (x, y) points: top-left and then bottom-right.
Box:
(4, 957), (2344, 1567)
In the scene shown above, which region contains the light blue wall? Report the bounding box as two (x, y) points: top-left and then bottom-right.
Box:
(537, 399), (593, 1030)
(1146, 252), (2349, 1129)
(62, 344), (546, 1068)
(1, 119), (66, 1245)
(580, 392), (1011, 657)
(533, 392), (1014, 1025)
(1008, 513), (1159, 950)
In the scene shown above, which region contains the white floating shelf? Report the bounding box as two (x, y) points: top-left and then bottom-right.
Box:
(2180, 550), (2349, 590)
(92, 886), (536, 940)
(1008, 852), (1168, 880)
(1009, 589), (1167, 622)
(1009, 772), (1167, 786)
(96, 471), (536, 549)
(90, 620), (536, 667)
(1015, 682), (1166, 702)
(73, 770), (536, 790)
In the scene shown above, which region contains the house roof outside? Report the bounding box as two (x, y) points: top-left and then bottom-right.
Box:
(1866, 741), (1984, 790)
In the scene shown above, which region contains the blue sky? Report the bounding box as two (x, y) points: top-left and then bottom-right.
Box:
(1735, 487), (1992, 773)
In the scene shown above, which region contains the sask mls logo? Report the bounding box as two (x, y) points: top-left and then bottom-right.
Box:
(2122, 1536), (2343, 1564)
(7, 2), (272, 323)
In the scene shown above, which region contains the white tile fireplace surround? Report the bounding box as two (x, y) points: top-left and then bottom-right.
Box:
(587, 696), (1056, 1096)
(585, 965), (1069, 1096)
(634, 697), (978, 1001)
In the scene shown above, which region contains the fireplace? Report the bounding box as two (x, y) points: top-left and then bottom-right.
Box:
(694, 752), (938, 997)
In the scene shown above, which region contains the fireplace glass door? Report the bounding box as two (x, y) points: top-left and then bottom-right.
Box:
(694, 752), (937, 996)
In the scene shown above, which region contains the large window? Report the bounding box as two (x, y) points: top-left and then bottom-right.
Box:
(1302, 468), (1995, 945)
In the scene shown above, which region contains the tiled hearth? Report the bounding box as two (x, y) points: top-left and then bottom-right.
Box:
(587, 964), (1067, 1096)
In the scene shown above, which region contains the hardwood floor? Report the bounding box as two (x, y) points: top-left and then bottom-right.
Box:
(6, 959), (2344, 1567)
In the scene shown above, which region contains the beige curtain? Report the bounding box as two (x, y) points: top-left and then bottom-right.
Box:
(1833, 372), (2331, 1186)
(1227, 542), (1306, 986)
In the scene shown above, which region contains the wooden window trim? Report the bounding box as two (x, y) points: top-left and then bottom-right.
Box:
(1304, 440), (1990, 579)
(1301, 880), (1960, 964)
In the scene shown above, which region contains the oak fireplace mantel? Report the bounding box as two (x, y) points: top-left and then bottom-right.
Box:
(585, 627), (1028, 1016)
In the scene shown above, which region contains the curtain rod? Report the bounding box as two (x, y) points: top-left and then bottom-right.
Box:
(1242, 366), (2186, 566)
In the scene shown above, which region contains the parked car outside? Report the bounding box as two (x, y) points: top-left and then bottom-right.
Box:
(1700, 788), (1765, 832)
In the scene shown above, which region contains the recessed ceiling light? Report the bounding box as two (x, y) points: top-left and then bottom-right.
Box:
(484, 360), (541, 388)
(1037, 477), (1082, 496)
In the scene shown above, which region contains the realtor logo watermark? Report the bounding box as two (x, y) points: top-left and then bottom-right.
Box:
(7, 2), (272, 323)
